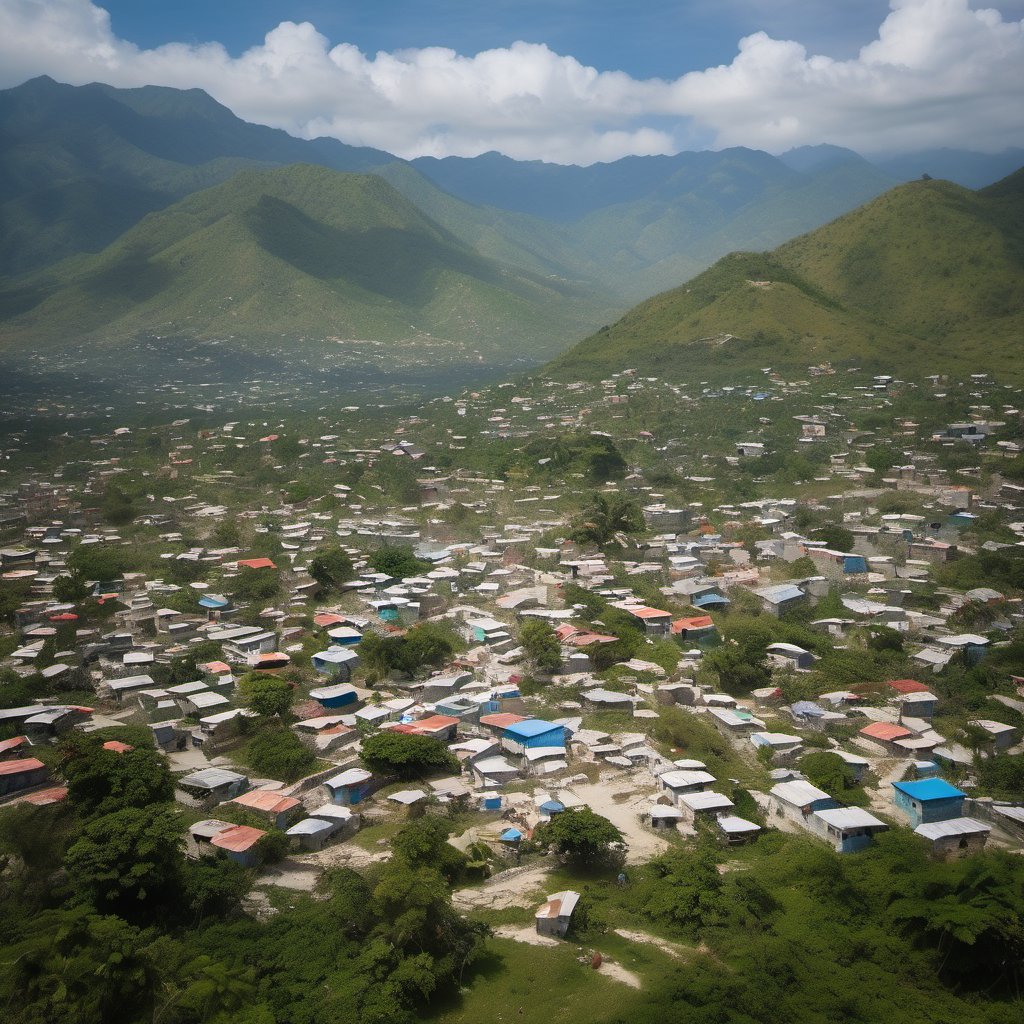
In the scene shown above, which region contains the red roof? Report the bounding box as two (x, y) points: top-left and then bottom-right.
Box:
(237, 557), (276, 570)
(672, 616), (715, 633)
(860, 722), (912, 742)
(314, 612), (348, 627)
(211, 824), (267, 852)
(12, 786), (68, 806)
(407, 715), (459, 734)
(102, 740), (134, 753)
(0, 736), (28, 755)
(621, 605), (672, 620)
(230, 790), (301, 815)
(48, 613), (78, 622)
(202, 661), (232, 675)
(0, 757), (45, 776)
(480, 713), (527, 728)
(888, 679), (930, 694)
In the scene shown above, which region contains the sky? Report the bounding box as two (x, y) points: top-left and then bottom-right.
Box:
(0, 0), (1022, 164)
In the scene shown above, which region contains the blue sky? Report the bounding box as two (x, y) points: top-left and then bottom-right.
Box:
(2, 1), (1023, 163)
(98, 0), (894, 77)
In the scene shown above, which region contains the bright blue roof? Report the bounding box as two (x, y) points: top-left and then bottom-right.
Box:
(503, 719), (563, 739)
(500, 827), (523, 841)
(540, 800), (565, 812)
(892, 778), (965, 801)
(693, 592), (729, 607)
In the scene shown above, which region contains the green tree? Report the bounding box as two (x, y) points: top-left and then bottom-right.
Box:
(570, 492), (645, 546)
(812, 525), (856, 551)
(535, 807), (624, 865)
(520, 618), (562, 675)
(238, 673), (293, 718)
(101, 485), (135, 525)
(309, 546), (354, 593)
(360, 732), (459, 779)
(57, 733), (174, 817)
(64, 805), (184, 920)
(801, 751), (868, 806)
(243, 726), (315, 782)
(230, 567), (281, 603)
(369, 545), (430, 579)
(391, 816), (468, 881)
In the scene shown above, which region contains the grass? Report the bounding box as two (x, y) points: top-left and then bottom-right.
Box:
(426, 937), (649, 1024)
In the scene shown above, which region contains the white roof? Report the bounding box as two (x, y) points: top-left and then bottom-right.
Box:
(473, 756), (518, 775)
(388, 789), (428, 805)
(770, 780), (832, 806)
(680, 791), (734, 811)
(914, 817), (991, 840)
(814, 807), (886, 830)
(660, 769), (716, 788)
(717, 815), (762, 834)
(325, 768), (372, 788)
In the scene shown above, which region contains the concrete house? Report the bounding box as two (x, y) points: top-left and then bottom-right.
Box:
(0, 757), (47, 796)
(310, 646), (360, 681)
(658, 769), (716, 805)
(226, 789), (303, 829)
(811, 807), (888, 853)
(913, 818), (991, 859)
(323, 767), (375, 806)
(535, 890), (580, 938)
(177, 767), (250, 808)
(752, 583), (807, 617)
(892, 779), (966, 827)
(769, 780), (838, 825)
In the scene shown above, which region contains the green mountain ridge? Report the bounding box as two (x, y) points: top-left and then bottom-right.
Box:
(0, 164), (606, 364)
(548, 173), (1024, 382)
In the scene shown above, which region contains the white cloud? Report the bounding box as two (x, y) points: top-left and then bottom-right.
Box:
(0, 0), (1021, 162)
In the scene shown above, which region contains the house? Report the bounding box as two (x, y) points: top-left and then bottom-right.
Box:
(769, 780), (837, 824)
(0, 757), (47, 796)
(535, 890), (580, 938)
(859, 721), (913, 752)
(286, 817), (339, 852)
(766, 643), (816, 670)
(671, 615), (718, 646)
(678, 790), (734, 821)
(752, 584), (807, 617)
(227, 789), (302, 829)
(323, 768), (375, 806)
(811, 807), (888, 853)
(310, 646), (360, 681)
(892, 779), (966, 827)
(716, 814), (761, 844)
(177, 767), (250, 807)
(499, 719), (566, 757)
(308, 681), (363, 710)
(471, 755), (520, 788)
(613, 604), (673, 636)
(649, 805), (685, 829)
(388, 789), (428, 817)
(210, 824), (267, 867)
(658, 769), (716, 805)
(967, 719), (1020, 752)
(914, 818), (991, 859)
(750, 732), (803, 763)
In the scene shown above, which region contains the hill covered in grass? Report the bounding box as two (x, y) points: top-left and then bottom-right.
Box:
(547, 172), (1024, 382)
(0, 164), (605, 366)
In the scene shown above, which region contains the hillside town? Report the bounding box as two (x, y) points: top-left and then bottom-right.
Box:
(2, 363), (1023, 949)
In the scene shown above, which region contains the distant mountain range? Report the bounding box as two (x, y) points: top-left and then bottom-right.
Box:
(0, 75), (1021, 376)
(547, 169), (1024, 382)
(0, 164), (600, 365)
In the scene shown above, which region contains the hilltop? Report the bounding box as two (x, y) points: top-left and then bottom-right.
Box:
(0, 164), (605, 367)
(548, 173), (1024, 382)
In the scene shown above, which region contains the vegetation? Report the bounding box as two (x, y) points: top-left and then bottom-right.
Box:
(535, 807), (624, 865)
(360, 731), (460, 778)
(519, 619), (562, 675)
(237, 673), (293, 718)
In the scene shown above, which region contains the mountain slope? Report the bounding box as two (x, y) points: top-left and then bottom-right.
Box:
(548, 173), (1024, 382)
(0, 164), (606, 365)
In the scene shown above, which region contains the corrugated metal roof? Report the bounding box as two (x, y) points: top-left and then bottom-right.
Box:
(914, 817), (990, 840)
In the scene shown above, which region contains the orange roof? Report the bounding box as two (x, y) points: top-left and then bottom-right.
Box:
(102, 740), (134, 753)
(237, 557), (276, 570)
(860, 722), (912, 742)
(254, 652), (289, 665)
(408, 715), (459, 733)
(0, 757), (45, 776)
(211, 824), (266, 852)
(888, 679), (930, 694)
(12, 786), (68, 806)
(0, 736), (28, 755)
(479, 713), (527, 728)
(622, 605), (671, 620)
(672, 616), (715, 633)
(203, 661), (232, 675)
(230, 790), (301, 815)
(314, 613), (348, 627)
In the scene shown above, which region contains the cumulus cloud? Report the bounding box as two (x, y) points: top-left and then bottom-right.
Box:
(0, 0), (1021, 162)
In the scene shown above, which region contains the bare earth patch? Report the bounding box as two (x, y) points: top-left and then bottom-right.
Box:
(613, 928), (702, 960)
(452, 864), (552, 911)
(493, 924), (559, 947)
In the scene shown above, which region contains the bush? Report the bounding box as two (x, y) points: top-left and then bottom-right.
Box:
(360, 732), (459, 779)
(244, 727), (316, 782)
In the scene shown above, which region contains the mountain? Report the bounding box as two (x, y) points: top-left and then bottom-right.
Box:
(547, 171), (1024, 382)
(0, 75), (391, 277)
(874, 148), (1024, 190)
(0, 164), (607, 369)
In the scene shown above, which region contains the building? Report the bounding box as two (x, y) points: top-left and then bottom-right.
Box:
(535, 890), (580, 938)
(811, 807), (888, 853)
(227, 789), (302, 829)
(499, 719), (566, 757)
(323, 767), (375, 806)
(752, 584), (807, 617)
(769, 780), (837, 825)
(658, 769), (716, 805)
(177, 767), (250, 807)
(308, 681), (363, 709)
(892, 779), (966, 828)
(0, 757), (47, 796)
(913, 818), (991, 859)
(209, 824), (267, 867)
(311, 646), (360, 681)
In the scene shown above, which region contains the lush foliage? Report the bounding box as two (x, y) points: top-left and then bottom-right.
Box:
(360, 731), (460, 779)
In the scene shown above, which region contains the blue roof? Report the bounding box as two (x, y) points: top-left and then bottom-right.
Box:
(792, 701), (825, 717)
(693, 592), (730, 608)
(540, 800), (565, 812)
(500, 827), (523, 841)
(503, 719), (563, 739)
(892, 778), (965, 801)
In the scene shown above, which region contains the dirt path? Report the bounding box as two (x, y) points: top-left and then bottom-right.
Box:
(564, 778), (670, 864)
(452, 864), (552, 911)
(613, 928), (702, 960)
(867, 757), (912, 817)
(596, 961), (642, 989)
(493, 924), (558, 946)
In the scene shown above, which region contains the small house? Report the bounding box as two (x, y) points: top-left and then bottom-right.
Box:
(323, 768), (374, 806)
(0, 757), (47, 796)
(177, 767), (250, 808)
(311, 646), (360, 681)
(892, 779), (965, 827)
(811, 807), (887, 853)
(913, 817), (991, 859)
(535, 890), (580, 938)
(209, 824), (267, 868)
(769, 780), (837, 825)
(227, 789), (303, 829)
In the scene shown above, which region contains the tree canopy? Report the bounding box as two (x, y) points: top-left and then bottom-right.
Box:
(360, 732), (460, 779)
